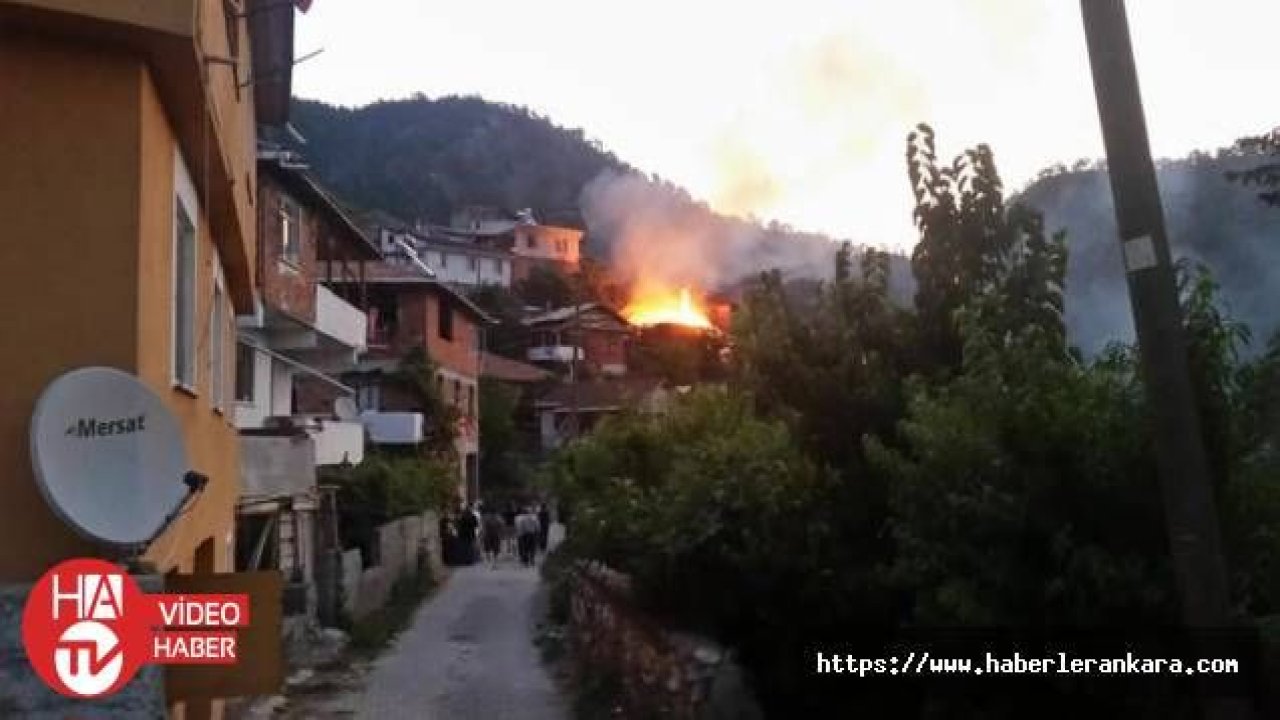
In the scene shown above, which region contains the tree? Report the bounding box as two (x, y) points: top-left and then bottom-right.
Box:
(392, 346), (459, 456)
(906, 124), (1068, 372)
(516, 264), (573, 309)
(467, 284), (528, 359)
(1226, 127), (1280, 207)
(477, 379), (528, 501)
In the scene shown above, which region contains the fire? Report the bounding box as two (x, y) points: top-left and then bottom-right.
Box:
(623, 287), (715, 330)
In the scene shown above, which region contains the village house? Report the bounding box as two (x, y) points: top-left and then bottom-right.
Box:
(534, 378), (670, 452)
(233, 151), (381, 632)
(338, 264), (496, 502)
(523, 303), (632, 378)
(376, 224), (514, 288)
(376, 206), (583, 288)
(510, 222), (582, 282)
(0, 0), (296, 713)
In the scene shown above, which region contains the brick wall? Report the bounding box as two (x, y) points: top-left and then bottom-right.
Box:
(259, 177), (318, 323)
(422, 293), (479, 379)
(582, 329), (626, 370)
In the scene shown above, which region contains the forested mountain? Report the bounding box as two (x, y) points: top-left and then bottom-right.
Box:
(290, 95), (848, 286)
(1017, 152), (1280, 354)
(291, 95), (630, 226)
(292, 95), (1277, 353)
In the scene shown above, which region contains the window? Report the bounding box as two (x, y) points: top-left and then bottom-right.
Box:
(468, 256), (477, 272)
(173, 187), (197, 390)
(356, 383), (380, 412)
(235, 343), (255, 402)
(453, 380), (461, 408)
(467, 386), (475, 418)
(438, 300), (454, 341)
(280, 195), (301, 265)
(526, 235), (536, 249)
(211, 278), (226, 411)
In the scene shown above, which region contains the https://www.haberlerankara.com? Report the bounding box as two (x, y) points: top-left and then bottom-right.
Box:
(815, 651), (1240, 678)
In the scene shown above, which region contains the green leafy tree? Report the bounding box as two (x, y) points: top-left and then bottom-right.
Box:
(906, 124), (1068, 371)
(1226, 127), (1280, 207)
(516, 264), (574, 309)
(467, 284), (529, 359)
(477, 379), (530, 501)
(392, 346), (459, 456)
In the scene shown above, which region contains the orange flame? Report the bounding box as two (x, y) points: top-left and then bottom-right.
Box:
(623, 287), (715, 330)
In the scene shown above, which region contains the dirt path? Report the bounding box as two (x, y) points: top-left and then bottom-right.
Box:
(355, 529), (568, 720)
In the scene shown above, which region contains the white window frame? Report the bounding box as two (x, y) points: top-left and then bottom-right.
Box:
(280, 194), (301, 266)
(172, 146), (199, 393)
(210, 260), (227, 413)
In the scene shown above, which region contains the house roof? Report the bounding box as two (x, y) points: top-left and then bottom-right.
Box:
(480, 352), (552, 384)
(536, 377), (663, 412)
(522, 303), (630, 329)
(354, 262), (498, 324)
(416, 236), (514, 260)
(259, 159), (381, 260)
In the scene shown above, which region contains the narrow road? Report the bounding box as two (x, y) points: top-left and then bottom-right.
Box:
(357, 528), (568, 720)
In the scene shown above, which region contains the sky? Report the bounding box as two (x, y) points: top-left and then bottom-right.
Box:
(293, 0), (1280, 251)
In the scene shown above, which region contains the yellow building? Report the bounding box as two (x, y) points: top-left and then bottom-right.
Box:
(0, 0), (292, 594)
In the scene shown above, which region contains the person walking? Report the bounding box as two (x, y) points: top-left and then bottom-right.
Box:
(515, 507), (541, 567)
(455, 505), (478, 566)
(481, 508), (504, 568)
(501, 502), (518, 559)
(536, 503), (551, 554)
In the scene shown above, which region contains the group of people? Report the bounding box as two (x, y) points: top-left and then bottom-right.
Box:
(439, 500), (552, 568)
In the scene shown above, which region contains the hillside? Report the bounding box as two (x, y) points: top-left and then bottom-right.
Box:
(1018, 152), (1280, 354)
(289, 95), (846, 287)
(291, 95), (630, 226)
(291, 95), (1277, 353)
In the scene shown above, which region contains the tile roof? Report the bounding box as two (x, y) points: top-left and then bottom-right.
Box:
(480, 352), (552, 384)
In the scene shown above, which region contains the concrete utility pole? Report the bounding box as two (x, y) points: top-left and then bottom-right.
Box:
(1079, 5), (1247, 718)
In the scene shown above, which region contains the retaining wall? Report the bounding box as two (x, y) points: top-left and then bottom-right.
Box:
(568, 562), (762, 720)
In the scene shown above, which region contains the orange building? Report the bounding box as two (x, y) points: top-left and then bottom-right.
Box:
(346, 263), (496, 501)
(0, 0), (293, 713)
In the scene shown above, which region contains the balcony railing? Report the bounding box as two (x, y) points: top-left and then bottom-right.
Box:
(527, 345), (581, 364)
(361, 411), (424, 445)
(309, 419), (365, 467)
(315, 284), (367, 351)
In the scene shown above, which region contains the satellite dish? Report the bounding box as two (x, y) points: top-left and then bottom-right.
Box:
(334, 397), (358, 421)
(29, 367), (192, 547)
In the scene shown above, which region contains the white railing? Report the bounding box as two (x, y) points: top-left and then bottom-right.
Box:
(315, 284), (368, 351)
(360, 411), (424, 445)
(311, 419), (365, 466)
(527, 345), (580, 363)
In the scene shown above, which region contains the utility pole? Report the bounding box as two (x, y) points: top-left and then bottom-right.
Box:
(1079, 3), (1247, 718)
(568, 274), (582, 441)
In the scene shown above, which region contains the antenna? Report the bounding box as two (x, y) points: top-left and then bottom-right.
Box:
(29, 367), (197, 548)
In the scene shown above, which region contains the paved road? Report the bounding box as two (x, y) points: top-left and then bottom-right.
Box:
(357, 528), (568, 720)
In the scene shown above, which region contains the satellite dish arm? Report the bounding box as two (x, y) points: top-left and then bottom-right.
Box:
(139, 471), (209, 551)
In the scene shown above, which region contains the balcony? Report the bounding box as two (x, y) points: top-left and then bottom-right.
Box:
(361, 412), (424, 445)
(309, 419), (366, 467)
(527, 345), (581, 364)
(315, 284), (367, 351)
(240, 434), (317, 500)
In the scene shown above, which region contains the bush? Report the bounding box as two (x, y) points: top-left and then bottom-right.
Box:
(333, 450), (457, 561)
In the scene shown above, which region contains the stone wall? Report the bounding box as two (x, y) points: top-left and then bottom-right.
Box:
(568, 562), (762, 720)
(339, 510), (441, 620)
(0, 576), (166, 718)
